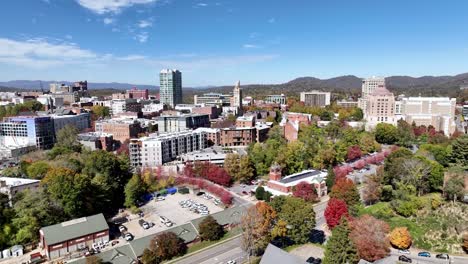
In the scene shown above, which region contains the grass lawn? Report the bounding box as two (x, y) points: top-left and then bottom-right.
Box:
(187, 226), (242, 254)
(284, 243), (325, 252)
(361, 197), (468, 254)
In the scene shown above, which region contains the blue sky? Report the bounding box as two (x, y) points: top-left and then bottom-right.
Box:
(0, 0), (468, 86)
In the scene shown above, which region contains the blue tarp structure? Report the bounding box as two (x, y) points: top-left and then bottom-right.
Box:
(166, 187), (177, 194)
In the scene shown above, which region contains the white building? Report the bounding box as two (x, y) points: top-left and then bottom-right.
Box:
(111, 99), (137, 115)
(129, 130), (207, 168)
(0, 144), (36, 159)
(0, 177), (40, 205)
(399, 97), (456, 135)
(358, 76), (386, 113)
(142, 103), (165, 114)
(300, 91), (331, 107)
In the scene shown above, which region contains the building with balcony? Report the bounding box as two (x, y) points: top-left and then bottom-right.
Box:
(300, 91), (331, 107)
(129, 130), (207, 168)
(156, 114), (210, 133)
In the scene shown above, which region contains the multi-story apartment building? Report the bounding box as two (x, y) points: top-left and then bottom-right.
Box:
(0, 116), (55, 149)
(78, 132), (114, 151)
(337, 99), (359, 109)
(111, 99), (142, 115)
(127, 87), (149, 100)
(194, 93), (232, 106)
(0, 177), (40, 206)
(264, 94), (287, 105)
(95, 119), (140, 143)
(160, 69), (182, 107)
(220, 127), (256, 147)
(365, 85), (396, 130)
(194, 127), (221, 146)
(129, 130), (207, 168)
(49, 113), (91, 134)
(300, 91), (331, 107)
(156, 114), (210, 133)
(399, 97), (456, 135)
(358, 76), (386, 112)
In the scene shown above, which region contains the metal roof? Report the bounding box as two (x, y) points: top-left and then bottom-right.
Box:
(260, 244), (304, 264)
(40, 214), (109, 246)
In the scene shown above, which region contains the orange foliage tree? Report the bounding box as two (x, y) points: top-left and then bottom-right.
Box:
(350, 215), (390, 262)
(389, 227), (412, 249)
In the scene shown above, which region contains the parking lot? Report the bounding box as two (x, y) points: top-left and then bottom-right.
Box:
(118, 192), (225, 241)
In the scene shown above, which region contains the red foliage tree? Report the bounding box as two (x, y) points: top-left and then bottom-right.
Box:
(350, 215), (390, 262)
(324, 198), (349, 229)
(330, 178), (360, 208)
(292, 181), (318, 202)
(353, 160), (366, 170)
(333, 165), (353, 180)
(374, 153), (385, 163)
(346, 145), (362, 162)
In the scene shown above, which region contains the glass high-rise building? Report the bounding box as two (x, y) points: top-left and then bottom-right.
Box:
(159, 69), (182, 107)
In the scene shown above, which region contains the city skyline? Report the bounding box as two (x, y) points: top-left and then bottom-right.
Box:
(0, 0), (468, 86)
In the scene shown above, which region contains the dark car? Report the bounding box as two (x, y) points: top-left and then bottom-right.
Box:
(306, 257), (322, 264)
(435, 253), (449, 259)
(418, 251), (431, 258)
(398, 255), (412, 263)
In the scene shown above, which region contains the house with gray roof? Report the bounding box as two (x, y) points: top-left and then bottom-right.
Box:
(39, 213), (109, 260)
(260, 244), (304, 264)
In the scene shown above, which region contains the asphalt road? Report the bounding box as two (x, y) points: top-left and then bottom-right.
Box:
(174, 236), (246, 264)
(382, 249), (468, 264)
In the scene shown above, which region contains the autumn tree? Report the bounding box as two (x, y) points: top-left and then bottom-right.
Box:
(26, 161), (50, 180)
(55, 125), (81, 152)
(324, 198), (349, 229)
(463, 234), (468, 253)
(329, 178), (360, 214)
(198, 216), (224, 241)
(362, 173), (382, 205)
(238, 155), (255, 183)
(346, 145), (362, 161)
(323, 218), (358, 264)
(91, 105), (110, 119)
(241, 202), (277, 256)
(224, 153), (240, 180)
(145, 232), (187, 261)
(292, 181), (317, 202)
(389, 227), (412, 249)
(350, 215), (390, 262)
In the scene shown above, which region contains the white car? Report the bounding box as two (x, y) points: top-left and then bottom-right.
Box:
(142, 222), (150, 229)
(157, 196), (165, 201)
(118, 225), (126, 233)
(200, 211), (209, 215)
(398, 249), (410, 254)
(124, 233), (134, 241)
(227, 260), (236, 264)
(165, 221), (173, 227)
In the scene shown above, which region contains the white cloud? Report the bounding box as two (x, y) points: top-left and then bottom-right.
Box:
(65, 35), (73, 40)
(103, 17), (115, 24)
(0, 38), (97, 68)
(268, 17), (276, 23)
(138, 19), (153, 28)
(243, 44), (260, 49)
(196, 3), (208, 7)
(135, 32), (149, 43)
(76, 0), (157, 14)
(117, 55), (147, 61)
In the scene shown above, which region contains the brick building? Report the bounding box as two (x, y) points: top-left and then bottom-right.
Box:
(39, 214), (109, 260)
(95, 120), (140, 143)
(220, 127), (256, 147)
(263, 164), (328, 197)
(127, 87), (149, 100)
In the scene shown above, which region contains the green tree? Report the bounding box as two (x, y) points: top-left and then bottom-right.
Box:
(224, 153), (240, 180)
(145, 232), (186, 261)
(396, 120), (415, 148)
(374, 123), (398, 144)
(26, 161), (50, 180)
(238, 155), (255, 183)
(276, 141), (310, 175)
(91, 105), (110, 119)
(351, 107), (363, 121)
(255, 186), (265, 200)
(277, 197), (315, 244)
(198, 215), (224, 241)
(323, 218), (358, 264)
(451, 135), (468, 168)
(55, 124), (81, 152)
(124, 174), (146, 208)
(326, 166), (336, 190)
(444, 173), (465, 202)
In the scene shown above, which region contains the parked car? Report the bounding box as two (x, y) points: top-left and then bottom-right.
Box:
(435, 253), (449, 259)
(398, 249), (410, 254)
(306, 257), (322, 264)
(124, 233), (134, 241)
(418, 252), (431, 258)
(156, 196), (165, 201)
(159, 216), (169, 223)
(398, 255), (412, 263)
(138, 219), (150, 229)
(164, 221), (173, 227)
(118, 225), (126, 233)
(227, 261), (236, 264)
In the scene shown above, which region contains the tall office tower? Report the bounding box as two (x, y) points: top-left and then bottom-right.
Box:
(359, 76), (386, 112)
(232, 81), (243, 115)
(159, 69), (182, 108)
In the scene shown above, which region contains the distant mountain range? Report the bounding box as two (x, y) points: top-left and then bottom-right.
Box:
(1, 73), (467, 99)
(0, 80), (159, 91)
